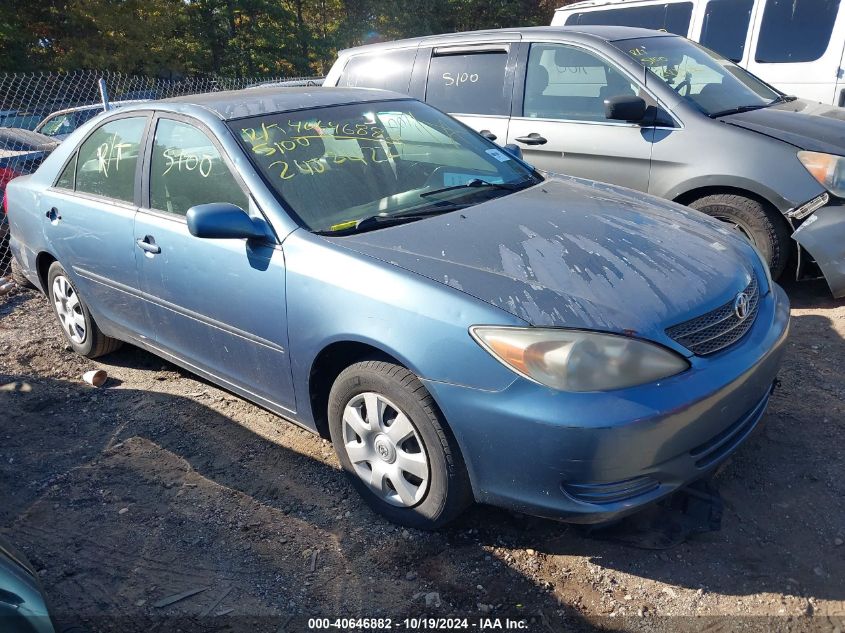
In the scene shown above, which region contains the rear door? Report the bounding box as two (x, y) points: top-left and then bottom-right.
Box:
(419, 43), (519, 143)
(134, 114), (295, 412)
(506, 41), (656, 191)
(41, 113), (153, 341)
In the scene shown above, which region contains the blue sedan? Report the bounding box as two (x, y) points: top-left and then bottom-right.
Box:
(5, 88), (790, 528)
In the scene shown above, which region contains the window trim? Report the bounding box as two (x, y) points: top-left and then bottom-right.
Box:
(140, 112), (252, 222)
(49, 110), (153, 207)
(513, 40), (682, 129)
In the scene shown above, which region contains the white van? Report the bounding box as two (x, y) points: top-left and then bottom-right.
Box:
(552, 0), (845, 105)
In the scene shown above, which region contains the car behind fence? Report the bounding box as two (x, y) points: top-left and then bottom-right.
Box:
(0, 70), (322, 281)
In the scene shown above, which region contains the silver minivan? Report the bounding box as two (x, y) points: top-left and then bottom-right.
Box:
(324, 26), (845, 297)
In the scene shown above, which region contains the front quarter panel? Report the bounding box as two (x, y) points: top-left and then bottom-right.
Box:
(650, 106), (826, 212)
(282, 230), (526, 427)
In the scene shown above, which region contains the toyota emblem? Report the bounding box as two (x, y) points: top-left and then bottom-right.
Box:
(734, 292), (751, 321)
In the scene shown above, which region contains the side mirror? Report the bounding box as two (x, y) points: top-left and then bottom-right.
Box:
(502, 143), (524, 161)
(604, 95), (647, 122)
(186, 203), (266, 240)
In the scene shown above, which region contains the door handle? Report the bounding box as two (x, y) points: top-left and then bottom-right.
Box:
(479, 129), (498, 141)
(514, 133), (548, 146)
(136, 235), (161, 255)
(45, 207), (61, 222)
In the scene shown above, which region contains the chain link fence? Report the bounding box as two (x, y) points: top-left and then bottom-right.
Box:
(0, 70), (322, 284)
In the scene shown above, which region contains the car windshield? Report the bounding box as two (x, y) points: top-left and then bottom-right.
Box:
(230, 99), (540, 233)
(614, 36), (782, 116)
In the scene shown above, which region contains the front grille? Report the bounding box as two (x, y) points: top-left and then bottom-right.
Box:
(666, 275), (760, 356)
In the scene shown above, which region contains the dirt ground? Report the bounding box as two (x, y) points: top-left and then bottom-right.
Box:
(1, 277), (843, 633)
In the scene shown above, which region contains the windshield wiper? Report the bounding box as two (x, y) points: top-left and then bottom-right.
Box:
(708, 104), (769, 118)
(317, 203), (470, 235)
(420, 177), (535, 199)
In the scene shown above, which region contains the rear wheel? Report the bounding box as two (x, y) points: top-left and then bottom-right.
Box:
(47, 261), (122, 358)
(688, 193), (790, 279)
(328, 359), (472, 529)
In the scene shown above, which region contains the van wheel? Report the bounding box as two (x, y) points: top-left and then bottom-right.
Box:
(10, 258), (34, 288)
(328, 359), (472, 529)
(688, 194), (790, 279)
(47, 261), (122, 358)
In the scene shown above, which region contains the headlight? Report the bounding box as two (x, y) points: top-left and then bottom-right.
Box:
(797, 151), (845, 197)
(470, 327), (689, 392)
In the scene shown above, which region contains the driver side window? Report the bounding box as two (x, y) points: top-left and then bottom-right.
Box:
(150, 119), (248, 216)
(524, 44), (640, 122)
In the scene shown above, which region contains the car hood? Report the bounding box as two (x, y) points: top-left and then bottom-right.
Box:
(722, 99), (845, 154)
(328, 178), (755, 342)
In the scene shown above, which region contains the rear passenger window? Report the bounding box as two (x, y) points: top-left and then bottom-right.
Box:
(700, 0), (754, 62)
(338, 49), (417, 93)
(523, 44), (640, 122)
(150, 119), (248, 217)
(425, 51), (511, 115)
(755, 0), (840, 63)
(564, 2), (694, 35)
(75, 116), (146, 203)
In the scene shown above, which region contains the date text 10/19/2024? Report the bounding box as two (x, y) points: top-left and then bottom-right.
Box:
(307, 618), (530, 631)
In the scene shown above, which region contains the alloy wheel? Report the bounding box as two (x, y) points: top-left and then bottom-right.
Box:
(52, 275), (86, 344)
(341, 392), (430, 507)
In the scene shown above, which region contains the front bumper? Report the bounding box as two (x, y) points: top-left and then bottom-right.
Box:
(792, 201), (845, 298)
(425, 283), (791, 524)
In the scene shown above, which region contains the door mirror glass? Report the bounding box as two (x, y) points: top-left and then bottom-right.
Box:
(186, 203), (266, 240)
(604, 95), (647, 122)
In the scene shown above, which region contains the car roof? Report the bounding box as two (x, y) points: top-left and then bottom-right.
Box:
(338, 25), (674, 55)
(157, 86), (410, 121)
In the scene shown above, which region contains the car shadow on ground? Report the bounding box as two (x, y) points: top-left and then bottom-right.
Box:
(1, 281), (843, 631)
(1, 370), (611, 633)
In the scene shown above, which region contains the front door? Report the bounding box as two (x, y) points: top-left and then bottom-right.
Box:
(134, 115), (295, 412)
(507, 42), (655, 192)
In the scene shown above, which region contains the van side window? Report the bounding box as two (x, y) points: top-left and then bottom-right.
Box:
(338, 50), (417, 93)
(425, 51), (510, 116)
(75, 116), (146, 203)
(700, 0), (754, 62)
(564, 2), (694, 35)
(755, 0), (840, 63)
(523, 44), (639, 122)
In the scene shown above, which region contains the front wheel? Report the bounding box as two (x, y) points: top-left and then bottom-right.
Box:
(47, 261), (122, 358)
(328, 359), (472, 529)
(688, 193), (790, 279)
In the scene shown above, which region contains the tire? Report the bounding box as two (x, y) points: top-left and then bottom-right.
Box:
(328, 359), (472, 529)
(47, 261), (122, 358)
(10, 258), (35, 288)
(688, 193), (790, 279)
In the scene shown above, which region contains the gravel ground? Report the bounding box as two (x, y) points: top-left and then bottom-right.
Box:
(0, 277), (843, 633)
